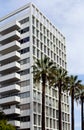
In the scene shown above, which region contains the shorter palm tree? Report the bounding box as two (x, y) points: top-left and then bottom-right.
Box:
(75, 88), (84, 130)
(32, 57), (56, 130)
(67, 75), (82, 130)
(49, 67), (69, 130)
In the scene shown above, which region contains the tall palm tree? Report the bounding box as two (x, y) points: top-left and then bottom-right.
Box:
(50, 67), (69, 130)
(32, 57), (56, 130)
(67, 75), (82, 130)
(55, 68), (69, 130)
(75, 89), (84, 130)
(81, 93), (84, 130)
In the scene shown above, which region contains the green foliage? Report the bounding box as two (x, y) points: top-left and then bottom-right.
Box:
(0, 111), (15, 130)
(32, 57), (56, 84)
(0, 120), (15, 130)
(67, 75), (82, 97)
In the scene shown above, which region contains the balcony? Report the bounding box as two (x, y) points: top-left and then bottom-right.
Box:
(0, 41), (20, 54)
(0, 51), (20, 64)
(0, 62), (20, 74)
(0, 73), (20, 84)
(0, 30), (20, 44)
(0, 21), (21, 35)
(4, 107), (20, 115)
(0, 84), (20, 94)
(0, 96), (20, 105)
(20, 122), (30, 129)
(21, 110), (30, 116)
(9, 120), (20, 127)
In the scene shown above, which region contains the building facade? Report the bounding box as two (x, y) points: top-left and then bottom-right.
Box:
(0, 3), (70, 130)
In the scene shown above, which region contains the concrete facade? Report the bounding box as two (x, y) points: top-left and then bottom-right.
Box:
(0, 3), (70, 130)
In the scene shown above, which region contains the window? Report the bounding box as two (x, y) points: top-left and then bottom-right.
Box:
(33, 46), (35, 55)
(20, 57), (30, 65)
(36, 30), (39, 37)
(32, 26), (35, 34)
(19, 69), (30, 75)
(20, 80), (30, 87)
(53, 109), (55, 118)
(37, 39), (39, 48)
(37, 49), (39, 58)
(50, 32), (52, 40)
(47, 30), (49, 37)
(44, 36), (46, 44)
(34, 114), (37, 125)
(54, 54), (56, 60)
(56, 110), (59, 119)
(33, 36), (36, 45)
(20, 27), (29, 34)
(36, 20), (39, 28)
(51, 51), (53, 58)
(19, 37), (30, 44)
(44, 45), (46, 53)
(32, 16), (35, 25)
(43, 26), (46, 34)
(20, 103), (30, 110)
(40, 42), (43, 50)
(19, 17), (29, 24)
(40, 33), (42, 41)
(47, 39), (49, 46)
(20, 92), (30, 98)
(38, 104), (41, 113)
(33, 102), (37, 112)
(50, 119), (52, 128)
(20, 116), (30, 122)
(40, 23), (42, 31)
(38, 115), (41, 126)
(20, 47), (30, 54)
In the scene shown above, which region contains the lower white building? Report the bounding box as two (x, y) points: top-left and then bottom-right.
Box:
(0, 3), (70, 130)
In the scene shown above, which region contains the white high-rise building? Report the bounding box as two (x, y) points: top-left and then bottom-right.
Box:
(0, 3), (70, 130)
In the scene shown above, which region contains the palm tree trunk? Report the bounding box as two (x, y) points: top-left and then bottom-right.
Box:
(42, 74), (46, 130)
(81, 96), (83, 130)
(71, 89), (74, 130)
(58, 84), (62, 130)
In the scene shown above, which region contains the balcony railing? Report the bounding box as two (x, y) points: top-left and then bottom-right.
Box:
(4, 107), (20, 115)
(0, 51), (20, 64)
(0, 96), (20, 105)
(0, 21), (21, 35)
(0, 84), (20, 94)
(0, 30), (20, 44)
(0, 61), (20, 74)
(0, 41), (20, 54)
(0, 73), (20, 84)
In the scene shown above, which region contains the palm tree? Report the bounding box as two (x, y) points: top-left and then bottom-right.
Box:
(32, 57), (56, 130)
(50, 67), (69, 130)
(81, 92), (84, 130)
(67, 75), (82, 130)
(75, 89), (84, 130)
(55, 68), (69, 130)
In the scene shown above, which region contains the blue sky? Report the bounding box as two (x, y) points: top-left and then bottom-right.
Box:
(0, 0), (84, 130)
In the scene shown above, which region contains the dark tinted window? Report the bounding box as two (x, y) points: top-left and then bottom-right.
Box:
(19, 47), (30, 54)
(19, 37), (30, 44)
